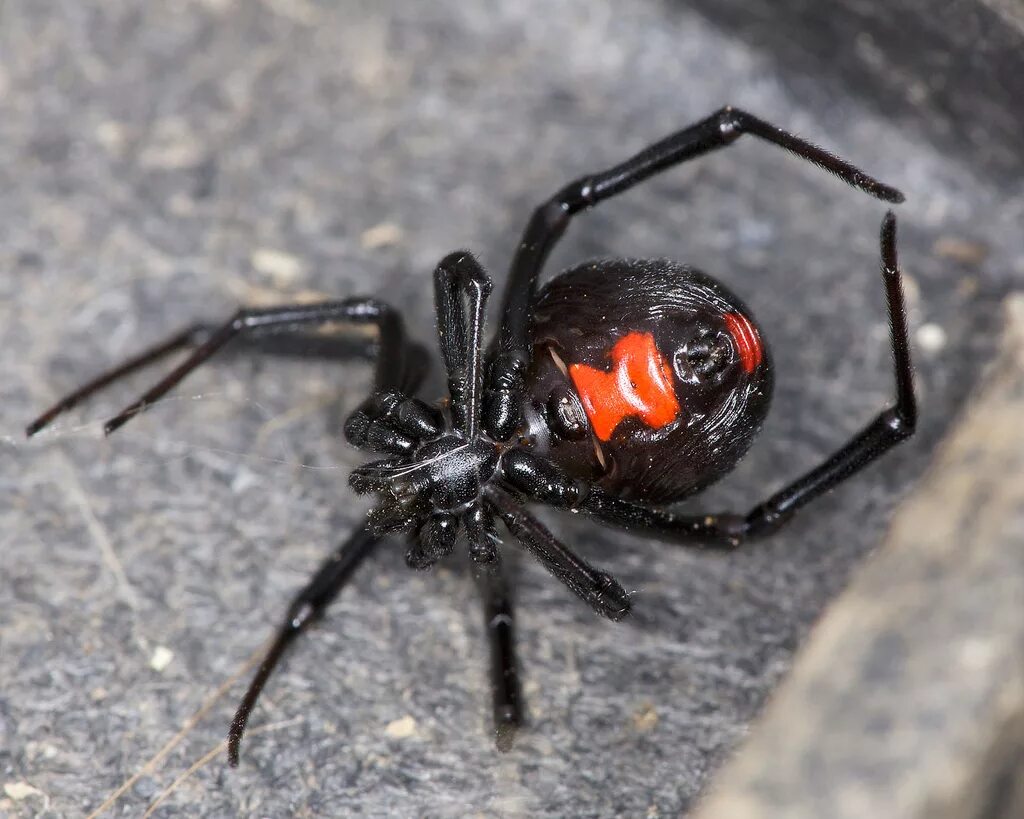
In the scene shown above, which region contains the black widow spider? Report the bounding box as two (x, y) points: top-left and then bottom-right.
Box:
(27, 107), (916, 764)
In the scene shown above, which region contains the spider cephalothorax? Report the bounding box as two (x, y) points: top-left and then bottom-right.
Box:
(350, 428), (504, 566)
(342, 254), (513, 569)
(28, 106), (915, 764)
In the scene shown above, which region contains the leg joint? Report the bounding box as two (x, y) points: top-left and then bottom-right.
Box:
(882, 406), (917, 439)
(713, 105), (746, 141)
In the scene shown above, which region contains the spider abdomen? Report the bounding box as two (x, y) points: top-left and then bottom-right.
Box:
(525, 259), (774, 503)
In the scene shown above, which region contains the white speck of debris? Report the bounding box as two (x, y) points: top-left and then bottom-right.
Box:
(251, 248), (305, 285)
(384, 715), (417, 739)
(959, 638), (997, 671)
(916, 322), (946, 354)
(95, 120), (127, 153)
(4, 782), (43, 801)
(360, 222), (404, 250)
(149, 646), (175, 672)
(231, 468), (258, 494)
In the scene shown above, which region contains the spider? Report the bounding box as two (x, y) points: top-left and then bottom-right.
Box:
(27, 107), (916, 765)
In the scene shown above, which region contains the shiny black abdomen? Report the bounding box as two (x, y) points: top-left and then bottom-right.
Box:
(524, 259), (774, 504)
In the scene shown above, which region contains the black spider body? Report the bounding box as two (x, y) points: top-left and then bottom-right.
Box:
(350, 258), (774, 565)
(28, 107), (916, 763)
(526, 259), (774, 503)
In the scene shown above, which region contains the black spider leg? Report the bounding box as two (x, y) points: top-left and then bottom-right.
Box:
(432, 252), (535, 741)
(474, 484), (630, 746)
(228, 312), (428, 765)
(227, 523), (380, 766)
(27, 299), (412, 438)
(26, 324), (215, 436)
(485, 485), (631, 620)
(349, 252), (496, 514)
(433, 250), (493, 438)
(25, 295), (427, 764)
(349, 252), (498, 542)
(504, 213), (916, 546)
(342, 254), (494, 462)
(473, 558), (523, 751)
(484, 105), (905, 439)
(349, 253), (523, 745)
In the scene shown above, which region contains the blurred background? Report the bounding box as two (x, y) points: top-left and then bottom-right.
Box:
(2, 1), (1021, 816)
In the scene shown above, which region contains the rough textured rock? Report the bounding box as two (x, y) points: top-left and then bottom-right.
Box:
(694, 295), (1024, 819)
(1, 1), (1020, 817)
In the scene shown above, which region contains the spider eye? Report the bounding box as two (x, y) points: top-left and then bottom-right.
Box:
(673, 330), (729, 385)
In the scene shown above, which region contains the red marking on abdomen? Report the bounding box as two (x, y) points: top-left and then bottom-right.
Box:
(568, 332), (681, 442)
(724, 311), (763, 373)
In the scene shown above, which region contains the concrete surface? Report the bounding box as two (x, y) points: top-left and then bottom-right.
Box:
(1, 1), (1020, 817)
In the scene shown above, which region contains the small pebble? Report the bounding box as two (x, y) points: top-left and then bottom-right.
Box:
(251, 248), (305, 285)
(361, 222), (404, 250)
(4, 782), (43, 801)
(632, 703), (659, 733)
(384, 715), (417, 739)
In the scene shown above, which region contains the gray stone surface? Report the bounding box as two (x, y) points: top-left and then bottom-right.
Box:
(693, 295), (1024, 819)
(0, 1), (1019, 817)
(687, 0), (1024, 183)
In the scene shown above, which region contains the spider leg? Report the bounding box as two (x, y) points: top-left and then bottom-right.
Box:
(484, 105), (904, 440)
(228, 522), (380, 766)
(506, 214), (916, 547)
(485, 485), (630, 620)
(27, 298), (410, 437)
(463, 500), (500, 564)
(433, 251), (493, 438)
(473, 558), (523, 751)
(344, 390), (444, 456)
(228, 303), (430, 763)
(26, 324), (213, 436)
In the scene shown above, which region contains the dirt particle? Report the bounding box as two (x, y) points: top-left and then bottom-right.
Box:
(384, 714), (418, 739)
(361, 222), (404, 250)
(632, 702), (659, 733)
(933, 236), (988, 266)
(4, 782), (43, 801)
(251, 248), (306, 285)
